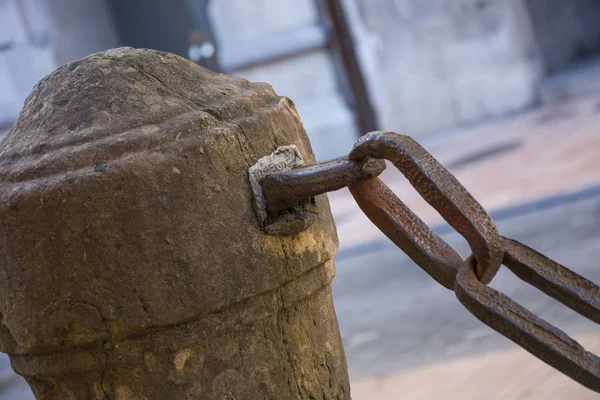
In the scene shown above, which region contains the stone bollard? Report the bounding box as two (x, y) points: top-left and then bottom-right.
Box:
(0, 48), (350, 399)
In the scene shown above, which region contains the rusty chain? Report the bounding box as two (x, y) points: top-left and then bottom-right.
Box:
(260, 131), (600, 393)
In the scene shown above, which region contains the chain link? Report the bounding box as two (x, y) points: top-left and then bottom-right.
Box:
(260, 130), (600, 392)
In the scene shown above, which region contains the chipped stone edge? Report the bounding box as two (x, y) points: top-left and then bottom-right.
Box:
(249, 145), (305, 225)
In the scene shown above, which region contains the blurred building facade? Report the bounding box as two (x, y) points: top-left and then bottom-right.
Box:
(1, 0), (600, 158)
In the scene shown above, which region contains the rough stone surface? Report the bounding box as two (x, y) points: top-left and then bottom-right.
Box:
(0, 47), (349, 399)
(248, 145), (320, 236)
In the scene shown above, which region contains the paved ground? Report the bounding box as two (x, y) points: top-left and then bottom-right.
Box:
(337, 193), (600, 399)
(2, 94), (600, 398)
(351, 333), (600, 400)
(331, 94), (600, 398)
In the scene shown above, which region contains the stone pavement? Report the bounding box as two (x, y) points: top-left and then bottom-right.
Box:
(337, 193), (600, 399)
(351, 333), (600, 400)
(331, 94), (600, 399)
(1, 94), (600, 398)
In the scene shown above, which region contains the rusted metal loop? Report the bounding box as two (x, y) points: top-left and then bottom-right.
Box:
(349, 131), (503, 284)
(262, 155), (386, 216)
(349, 177), (463, 290)
(502, 237), (600, 324)
(455, 256), (600, 393)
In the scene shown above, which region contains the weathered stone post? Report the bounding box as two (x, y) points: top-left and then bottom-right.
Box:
(0, 48), (349, 399)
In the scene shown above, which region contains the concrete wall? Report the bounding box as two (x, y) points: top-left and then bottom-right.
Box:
(48, 0), (118, 65)
(525, 0), (600, 74)
(107, 0), (194, 59)
(342, 0), (544, 137)
(0, 0), (55, 125)
(209, 0), (358, 160)
(0, 0), (118, 127)
(1, 0), (555, 152)
(210, 0), (318, 48)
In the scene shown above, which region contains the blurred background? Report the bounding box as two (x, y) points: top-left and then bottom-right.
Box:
(1, 0), (600, 398)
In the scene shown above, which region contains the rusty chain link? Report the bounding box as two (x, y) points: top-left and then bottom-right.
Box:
(260, 130), (600, 393)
